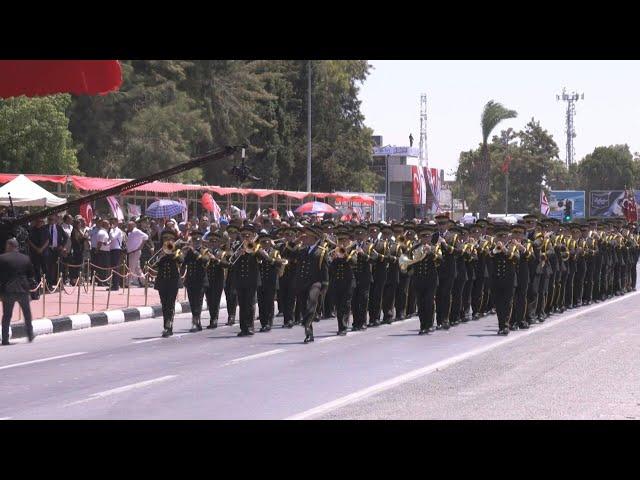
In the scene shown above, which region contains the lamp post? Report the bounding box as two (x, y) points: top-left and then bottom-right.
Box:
(306, 61), (312, 193)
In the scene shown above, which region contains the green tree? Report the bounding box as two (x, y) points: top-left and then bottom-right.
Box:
(478, 100), (517, 218)
(0, 95), (80, 174)
(577, 145), (638, 192)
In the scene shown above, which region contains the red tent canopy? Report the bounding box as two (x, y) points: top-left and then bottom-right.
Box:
(0, 60), (122, 98)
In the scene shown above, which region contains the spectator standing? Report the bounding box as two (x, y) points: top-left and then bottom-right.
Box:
(45, 214), (69, 289)
(28, 217), (48, 289)
(0, 238), (35, 345)
(126, 220), (149, 287)
(69, 218), (85, 284)
(95, 220), (111, 286)
(109, 218), (124, 291)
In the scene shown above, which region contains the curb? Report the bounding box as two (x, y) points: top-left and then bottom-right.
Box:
(8, 296), (227, 340)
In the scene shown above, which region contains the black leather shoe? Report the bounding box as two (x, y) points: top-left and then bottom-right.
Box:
(509, 325), (519, 331)
(428, 326), (436, 333)
(396, 315), (406, 321)
(28, 334), (35, 342)
(285, 322), (294, 329)
(207, 322), (218, 329)
(461, 317), (470, 323)
(227, 318), (236, 326)
(519, 322), (530, 329)
(418, 329), (428, 335)
(304, 334), (314, 344)
(382, 319), (393, 325)
(190, 324), (203, 333)
(162, 329), (173, 338)
(265, 325), (272, 332)
(338, 330), (347, 336)
(498, 328), (509, 335)
(442, 323), (450, 330)
(259, 326), (267, 332)
(237, 331), (248, 337)
(472, 313), (480, 320)
(2, 340), (11, 346)
(436, 324), (442, 330)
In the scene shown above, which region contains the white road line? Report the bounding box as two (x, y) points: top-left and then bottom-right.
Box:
(286, 291), (640, 420)
(226, 349), (285, 365)
(0, 352), (87, 371)
(65, 375), (177, 407)
(318, 336), (340, 343)
(133, 334), (187, 344)
(0, 417), (12, 420)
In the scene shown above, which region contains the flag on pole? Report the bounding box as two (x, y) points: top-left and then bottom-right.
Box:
(501, 154), (512, 174)
(540, 190), (550, 216)
(106, 196), (124, 221)
(127, 203), (141, 219)
(179, 199), (188, 222)
(79, 202), (93, 226)
(622, 189), (638, 223)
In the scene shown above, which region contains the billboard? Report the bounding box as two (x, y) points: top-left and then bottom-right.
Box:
(548, 190), (586, 220)
(589, 190), (640, 217)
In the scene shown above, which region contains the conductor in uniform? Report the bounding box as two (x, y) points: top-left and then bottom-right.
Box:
(294, 226), (329, 343)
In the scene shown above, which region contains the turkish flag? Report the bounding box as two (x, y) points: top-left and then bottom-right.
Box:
(501, 154), (512, 174)
(0, 60), (122, 98)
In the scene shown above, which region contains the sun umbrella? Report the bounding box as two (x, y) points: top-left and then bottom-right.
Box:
(145, 199), (186, 219)
(295, 201), (337, 215)
(0, 60), (122, 98)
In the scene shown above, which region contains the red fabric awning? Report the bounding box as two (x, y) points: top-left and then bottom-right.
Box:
(0, 174), (68, 184)
(0, 60), (122, 98)
(69, 176), (128, 191)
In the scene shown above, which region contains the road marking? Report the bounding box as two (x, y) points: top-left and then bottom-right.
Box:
(286, 291), (640, 420)
(0, 417), (12, 420)
(226, 349), (285, 365)
(65, 375), (177, 406)
(0, 352), (87, 371)
(318, 336), (340, 343)
(133, 334), (186, 344)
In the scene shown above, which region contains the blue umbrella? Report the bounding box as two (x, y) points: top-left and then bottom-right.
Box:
(145, 199), (185, 219)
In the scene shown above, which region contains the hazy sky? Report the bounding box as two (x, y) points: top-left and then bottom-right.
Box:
(359, 60), (640, 179)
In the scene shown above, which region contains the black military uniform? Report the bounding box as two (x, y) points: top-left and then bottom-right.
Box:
(433, 217), (457, 330)
(277, 226), (300, 328)
(510, 224), (532, 330)
(409, 225), (441, 334)
(154, 230), (183, 338)
(329, 227), (357, 335)
(204, 232), (228, 329)
(393, 224), (410, 321)
(572, 224), (588, 308)
(381, 225), (400, 324)
(319, 220), (337, 320)
(351, 225), (375, 331)
(257, 232), (284, 332)
(367, 224), (387, 327)
(487, 226), (519, 335)
(224, 224), (241, 325)
(293, 226), (329, 343)
(471, 220), (490, 320)
(230, 224), (261, 337)
(403, 223), (418, 318)
(183, 230), (209, 332)
(449, 227), (468, 326)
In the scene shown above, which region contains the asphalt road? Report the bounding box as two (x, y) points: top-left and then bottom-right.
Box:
(1, 289), (639, 420)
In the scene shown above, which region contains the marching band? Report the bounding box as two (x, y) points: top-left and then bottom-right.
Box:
(149, 214), (640, 342)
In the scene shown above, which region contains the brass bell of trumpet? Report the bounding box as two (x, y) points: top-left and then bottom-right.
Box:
(398, 244), (428, 273)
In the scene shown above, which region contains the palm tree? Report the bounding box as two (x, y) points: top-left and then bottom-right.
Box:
(477, 100), (517, 218)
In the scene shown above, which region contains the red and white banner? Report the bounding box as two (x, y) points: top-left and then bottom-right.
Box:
(622, 189), (638, 223)
(106, 196), (124, 221)
(412, 166), (441, 212)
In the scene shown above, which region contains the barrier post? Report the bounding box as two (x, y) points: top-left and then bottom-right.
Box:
(42, 275), (46, 319)
(58, 278), (62, 316)
(144, 270), (149, 306)
(76, 277), (82, 314)
(91, 273), (96, 311)
(126, 277), (131, 308)
(106, 271), (112, 310)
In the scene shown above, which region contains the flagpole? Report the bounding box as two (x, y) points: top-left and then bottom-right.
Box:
(505, 170), (509, 216)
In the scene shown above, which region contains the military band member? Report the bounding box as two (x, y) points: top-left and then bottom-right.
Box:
(449, 226), (468, 326)
(351, 224), (375, 331)
(154, 229), (184, 338)
(277, 225), (301, 329)
(381, 223), (400, 324)
(403, 222), (419, 319)
(460, 226), (477, 323)
(409, 224), (441, 334)
(182, 230), (209, 332)
(203, 232), (228, 329)
(257, 231), (285, 332)
(510, 223), (532, 330)
(523, 215), (542, 325)
(471, 219), (490, 320)
(224, 224), (241, 325)
(434, 218), (457, 330)
(487, 225), (520, 335)
(319, 219), (337, 320)
(230, 224), (261, 337)
(367, 223), (387, 327)
(329, 226), (357, 335)
(293, 226), (329, 343)
(393, 222), (410, 321)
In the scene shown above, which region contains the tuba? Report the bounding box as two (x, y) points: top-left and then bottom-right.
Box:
(398, 243), (430, 273)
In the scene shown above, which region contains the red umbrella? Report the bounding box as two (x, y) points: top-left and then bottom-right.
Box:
(295, 201), (337, 215)
(0, 60), (122, 98)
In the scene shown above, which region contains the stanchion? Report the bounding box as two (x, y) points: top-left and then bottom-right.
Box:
(59, 277), (63, 316)
(42, 275), (46, 319)
(106, 270), (112, 310)
(91, 273), (96, 311)
(144, 271), (149, 306)
(76, 276), (82, 313)
(126, 276), (131, 308)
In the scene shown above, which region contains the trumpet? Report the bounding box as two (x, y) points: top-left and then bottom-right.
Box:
(398, 243), (432, 273)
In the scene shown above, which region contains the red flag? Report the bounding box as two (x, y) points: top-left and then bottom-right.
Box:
(79, 203), (93, 226)
(501, 154), (512, 174)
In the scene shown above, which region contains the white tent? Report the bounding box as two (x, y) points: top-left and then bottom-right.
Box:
(0, 174), (66, 207)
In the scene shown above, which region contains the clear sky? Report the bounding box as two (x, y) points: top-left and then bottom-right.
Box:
(359, 60), (640, 179)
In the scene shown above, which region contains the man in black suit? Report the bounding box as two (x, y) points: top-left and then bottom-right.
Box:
(28, 217), (49, 288)
(0, 238), (35, 345)
(45, 214), (69, 288)
(294, 226), (329, 343)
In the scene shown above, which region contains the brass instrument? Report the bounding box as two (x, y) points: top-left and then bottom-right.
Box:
(492, 241), (505, 256)
(398, 243), (432, 273)
(147, 239), (184, 268)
